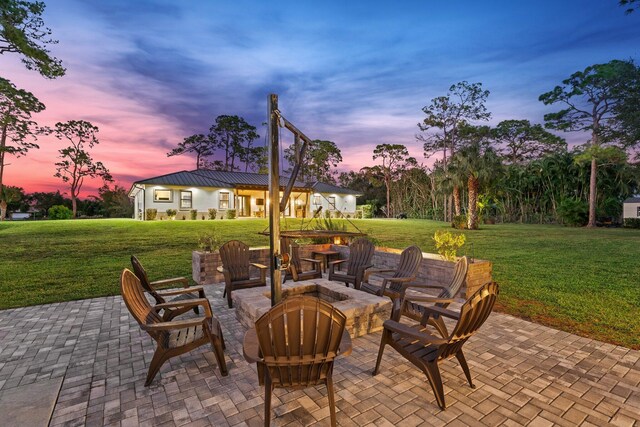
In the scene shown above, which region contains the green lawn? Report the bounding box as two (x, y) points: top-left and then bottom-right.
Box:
(1, 218), (639, 349)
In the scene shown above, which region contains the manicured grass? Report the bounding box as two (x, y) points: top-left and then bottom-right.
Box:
(1, 218), (639, 349)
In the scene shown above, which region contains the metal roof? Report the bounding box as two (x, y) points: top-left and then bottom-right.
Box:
(311, 181), (361, 195)
(190, 170), (307, 188)
(134, 171), (229, 187)
(131, 170), (359, 195)
(624, 197), (640, 203)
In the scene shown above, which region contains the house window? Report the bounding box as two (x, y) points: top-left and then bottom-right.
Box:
(219, 192), (229, 209)
(180, 191), (192, 209)
(154, 189), (172, 202)
(328, 196), (336, 210)
(256, 198), (264, 206)
(637, 206), (640, 217)
(313, 195), (321, 205)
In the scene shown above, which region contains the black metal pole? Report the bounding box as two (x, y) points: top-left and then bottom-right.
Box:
(268, 94), (282, 306)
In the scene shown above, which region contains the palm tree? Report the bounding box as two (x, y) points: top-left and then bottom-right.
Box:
(452, 127), (502, 229)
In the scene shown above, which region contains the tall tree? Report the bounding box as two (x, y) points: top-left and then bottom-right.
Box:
(52, 120), (112, 217)
(451, 126), (502, 229)
(98, 184), (133, 218)
(417, 81), (491, 219)
(240, 145), (267, 173)
(0, 183), (22, 219)
(284, 139), (342, 183)
(369, 143), (416, 218)
(619, 0), (639, 13)
(0, 77), (45, 220)
(209, 115), (259, 171)
(0, 0), (65, 78)
(492, 119), (566, 164)
(166, 133), (214, 169)
(539, 59), (640, 227)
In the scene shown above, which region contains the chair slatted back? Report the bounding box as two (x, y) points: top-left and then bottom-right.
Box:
(439, 282), (499, 360)
(219, 240), (251, 281)
(131, 255), (164, 304)
(120, 269), (164, 335)
(387, 246), (423, 293)
(255, 296), (347, 388)
(436, 256), (468, 303)
(346, 238), (375, 276)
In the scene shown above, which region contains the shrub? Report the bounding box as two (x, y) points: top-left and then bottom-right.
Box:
(226, 209), (236, 219)
(197, 230), (223, 252)
(145, 208), (157, 220)
(190, 209), (198, 220)
(623, 218), (640, 228)
(166, 209), (177, 220)
(451, 214), (467, 230)
(201, 215), (205, 220)
(433, 230), (466, 262)
(324, 209), (331, 218)
(208, 208), (217, 220)
(557, 198), (588, 226)
(181, 215), (186, 220)
(354, 210), (363, 219)
(48, 205), (73, 220)
(360, 204), (374, 218)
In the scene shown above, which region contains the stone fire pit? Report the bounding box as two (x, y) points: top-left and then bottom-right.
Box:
(232, 278), (392, 337)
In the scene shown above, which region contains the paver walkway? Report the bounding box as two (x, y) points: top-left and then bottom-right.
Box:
(0, 284), (639, 426)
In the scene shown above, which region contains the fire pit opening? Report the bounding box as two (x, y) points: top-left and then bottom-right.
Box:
(264, 284), (350, 304)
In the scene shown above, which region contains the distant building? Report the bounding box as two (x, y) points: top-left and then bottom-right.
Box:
(128, 170), (360, 220)
(623, 197), (640, 219)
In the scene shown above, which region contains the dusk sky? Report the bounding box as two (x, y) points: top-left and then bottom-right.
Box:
(1, 0), (639, 196)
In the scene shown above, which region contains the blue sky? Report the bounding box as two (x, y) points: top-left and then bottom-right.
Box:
(1, 0), (639, 193)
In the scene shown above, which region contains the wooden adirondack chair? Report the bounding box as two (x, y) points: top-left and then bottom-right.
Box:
(373, 281), (499, 410)
(401, 256), (468, 338)
(217, 240), (267, 308)
(281, 238), (322, 283)
(360, 245), (423, 300)
(243, 296), (352, 427)
(327, 237), (375, 290)
(131, 255), (205, 320)
(120, 269), (228, 386)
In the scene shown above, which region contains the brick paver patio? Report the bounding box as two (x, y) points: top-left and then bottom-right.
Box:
(1, 284), (639, 426)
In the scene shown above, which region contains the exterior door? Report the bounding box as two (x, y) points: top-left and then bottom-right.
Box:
(237, 195), (250, 217)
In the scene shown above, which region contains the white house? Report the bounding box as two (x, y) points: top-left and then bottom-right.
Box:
(623, 197), (640, 220)
(128, 170), (361, 220)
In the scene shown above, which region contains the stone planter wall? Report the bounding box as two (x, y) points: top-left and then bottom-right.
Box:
(193, 244), (492, 299)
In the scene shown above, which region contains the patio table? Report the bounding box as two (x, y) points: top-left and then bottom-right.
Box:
(312, 249), (339, 273)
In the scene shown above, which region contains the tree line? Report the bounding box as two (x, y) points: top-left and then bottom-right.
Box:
(1, 1), (112, 219)
(1, 184), (133, 219)
(337, 59), (640, 228)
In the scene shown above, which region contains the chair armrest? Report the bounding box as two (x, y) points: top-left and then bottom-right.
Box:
(338, 330), (352, 357)
(150, 277), (189, 288)
(329, 259), (347, 266)
(404, 283), (448, 291)
(403, 295), (456, 304)
(143, 318), (205, 331)
(419, 305), (461, 320)
(364, 268), (396, 282)
(251, 263), (268, 270)
(243, 328), (262, 363)
(378, 276), (414, 295)
(301, 258), (322, 265)
(383, 320), (447, 346)
(156, 286), (205, 297)
(154, 298), (212, 317)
